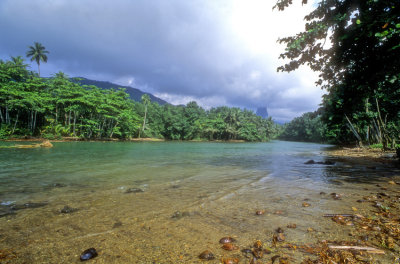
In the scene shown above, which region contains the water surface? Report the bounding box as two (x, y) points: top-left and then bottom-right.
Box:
(0, 141), (398, 263)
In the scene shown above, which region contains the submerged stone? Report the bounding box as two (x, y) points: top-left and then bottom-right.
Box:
(11, 202), (48, 211)
(40, 140), (53, 148)
(112, 221), (123, 228)
(219, 237), (236, 244)
(80, 248), (98, 261)
(0, 208), (15, 218)
(60, 205), (78, 214)
(171, 211), (190, 219)
(198, 250), (215, 260)
(305, 159), (335, 165)
(255, 210), (265, 215)
(222, 243), (239, 251)
(52, 183), (67, 188)
(125, 188), (144, 193)
(222, 258), (239, 264)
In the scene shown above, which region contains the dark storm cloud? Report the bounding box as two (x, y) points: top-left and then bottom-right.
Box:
(0, 0), (324, 122)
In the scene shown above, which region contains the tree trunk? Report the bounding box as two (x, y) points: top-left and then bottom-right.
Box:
(30, 110), (34, 131)
(5, 106), (9, 124)
(143, 105), (148, 132)
(73, 111), (77, 136)
(11, 112), (19, 135)
(0, 107), (4, 123)
(33, 111), (37, 134)
(68, 110), (72, 127)
(109, 122), (119, 138)
(139, 105), (148, 139)
(55, 106), (58, 123)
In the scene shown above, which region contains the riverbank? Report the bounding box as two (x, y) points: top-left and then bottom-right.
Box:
(2, 137), (165, 142)
(2, 137), (249, 143)
(326, 146), (398, 166)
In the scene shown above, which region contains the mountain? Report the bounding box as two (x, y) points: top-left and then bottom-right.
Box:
(256, 107), (268, 119)
(72, 77), (168, 105)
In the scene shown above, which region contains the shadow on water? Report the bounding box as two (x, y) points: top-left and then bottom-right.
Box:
(322, 156), (400, 184)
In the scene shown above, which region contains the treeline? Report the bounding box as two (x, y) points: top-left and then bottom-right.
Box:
(0, 57), (279, 141)
(279, 110), (327, 143)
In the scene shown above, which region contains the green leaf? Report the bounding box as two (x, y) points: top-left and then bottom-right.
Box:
(389, 76), (398, 84)
(396, 24), (400, 29)
(356, 19), (361, 25)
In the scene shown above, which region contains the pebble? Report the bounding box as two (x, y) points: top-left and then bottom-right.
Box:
(222, 258), (239, 264)
(222, 243), (239, 251)
(198, 250), (215, 260)
(255, 210), (265, 215)
(287, 223), (297, 228)
(171, 211), (190, 219)
(219, 237), (236, 244)
(125, 188), (144, 193)
(60, 205), (78, 214)
(254, 240), (262, 249)
(80, 248), (98, 261)
(273, 233), (285, 242)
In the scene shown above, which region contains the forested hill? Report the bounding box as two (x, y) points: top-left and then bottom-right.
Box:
(72, 77), (168, 105)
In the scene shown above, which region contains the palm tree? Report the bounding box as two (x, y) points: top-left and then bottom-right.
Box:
(11, 56), (25, 66)
(26, 42), (49, 77)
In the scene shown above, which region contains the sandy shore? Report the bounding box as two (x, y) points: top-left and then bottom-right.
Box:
(326, 147), (398, 166)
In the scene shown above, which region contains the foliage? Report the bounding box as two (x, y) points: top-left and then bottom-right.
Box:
(0, 56), (279, 141)
(276, 0), (400, 148)
(279, 110), (327, 143)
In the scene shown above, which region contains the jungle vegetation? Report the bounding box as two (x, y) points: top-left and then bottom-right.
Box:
(277, 0), (400, 148)
(0, 55), (279, 141)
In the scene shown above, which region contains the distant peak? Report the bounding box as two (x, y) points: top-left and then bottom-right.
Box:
(256, 107), (268, 119)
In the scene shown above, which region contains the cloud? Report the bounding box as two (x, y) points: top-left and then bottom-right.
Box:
(0, 0), (324, 122)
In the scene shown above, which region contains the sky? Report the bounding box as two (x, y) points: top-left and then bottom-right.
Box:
(0, 0), (325, 123)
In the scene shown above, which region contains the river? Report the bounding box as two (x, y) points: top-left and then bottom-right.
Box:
(0, 141), (399, 263)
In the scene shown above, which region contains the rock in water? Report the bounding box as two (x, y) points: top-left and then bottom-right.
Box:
(80, 248), (98, 261)
(40, 140), (53, 148)
(11, 202), (48, 210)
(219, 237), (236, 244)
(221, 243), (239, 251)
(198, 250), (215, 260)
(171, 211), (190, 219)
(60, 205), (78, 214)
(125, 188), (144, 193)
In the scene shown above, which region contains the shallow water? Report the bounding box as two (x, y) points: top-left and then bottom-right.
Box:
(0, 141), (399, 263)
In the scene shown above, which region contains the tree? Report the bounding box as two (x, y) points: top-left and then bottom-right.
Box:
(139, 94), (151, 138)
(275, 0), (400, 146)
(26, 42), (49, 77)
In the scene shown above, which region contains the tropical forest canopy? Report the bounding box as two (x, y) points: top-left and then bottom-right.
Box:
(0, 55), (279, 141)
(277, 0), (400, 148)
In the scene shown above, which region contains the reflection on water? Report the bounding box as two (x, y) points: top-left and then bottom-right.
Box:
(0, 141), (398, 263)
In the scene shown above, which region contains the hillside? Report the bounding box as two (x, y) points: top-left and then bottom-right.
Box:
(72, 77), (168, 105)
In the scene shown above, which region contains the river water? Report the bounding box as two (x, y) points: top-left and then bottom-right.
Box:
(0, 141), (399, 263)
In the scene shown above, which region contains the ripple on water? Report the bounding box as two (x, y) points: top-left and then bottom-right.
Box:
(0, 141), (398, 263)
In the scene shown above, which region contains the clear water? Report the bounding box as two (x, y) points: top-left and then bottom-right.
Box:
(0, 141), (398, 263)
